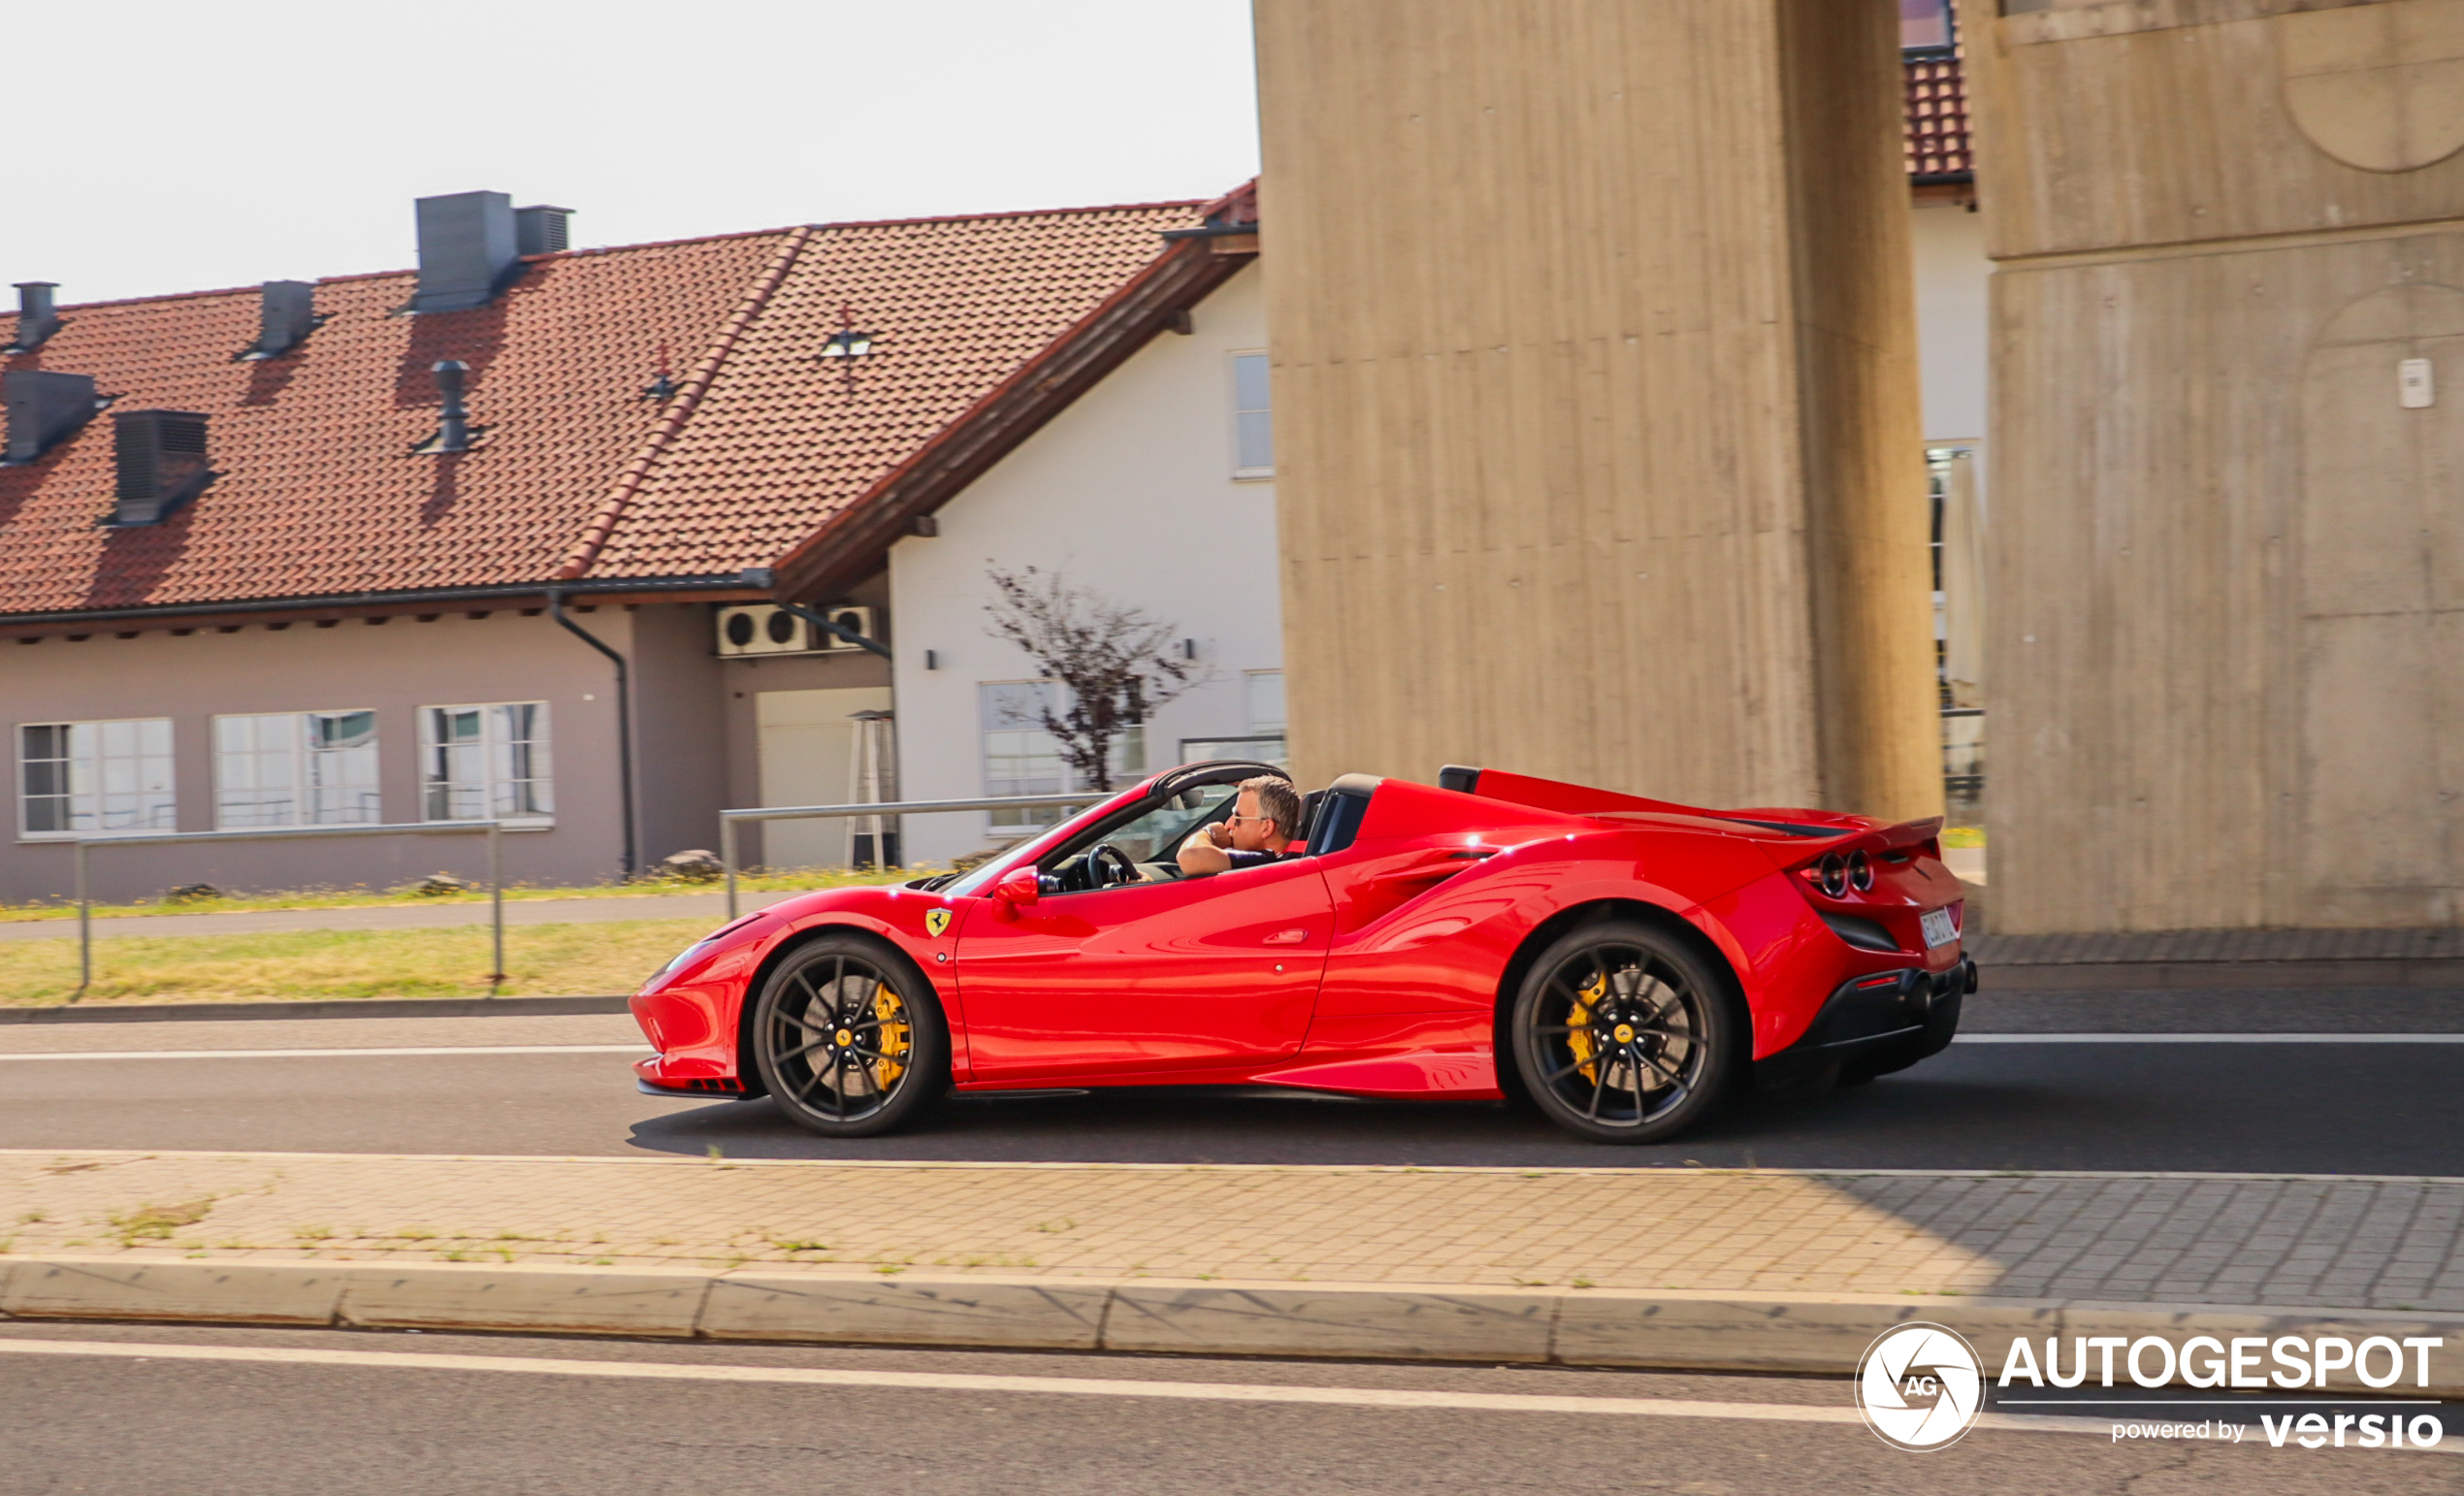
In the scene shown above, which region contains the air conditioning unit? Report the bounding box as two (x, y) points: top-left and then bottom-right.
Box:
(818, 605), (874, 651)
(715, 603), (809, 657)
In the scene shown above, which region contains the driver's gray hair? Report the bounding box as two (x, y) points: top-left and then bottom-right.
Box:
(1242, 776), (1303, 840)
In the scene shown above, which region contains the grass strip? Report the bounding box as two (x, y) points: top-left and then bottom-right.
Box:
(0, 866), (917, 924)
(0, 918), (710, 1007)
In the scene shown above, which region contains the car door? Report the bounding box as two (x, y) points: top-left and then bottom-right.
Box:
(953, 857), (1334, 1081)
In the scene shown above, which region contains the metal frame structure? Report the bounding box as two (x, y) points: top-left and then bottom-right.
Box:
(719, 794), (1098, 919)
(70, 821), (507, 1003)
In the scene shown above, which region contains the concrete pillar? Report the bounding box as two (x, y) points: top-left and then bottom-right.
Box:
(1253, 0), (1941, 821)
(1976, 0), (2464, 932)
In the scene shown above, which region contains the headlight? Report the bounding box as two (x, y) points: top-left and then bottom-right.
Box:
(653, 939), (715, 982)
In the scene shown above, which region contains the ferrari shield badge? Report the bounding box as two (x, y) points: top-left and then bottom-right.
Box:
(924, 907), (952, 938)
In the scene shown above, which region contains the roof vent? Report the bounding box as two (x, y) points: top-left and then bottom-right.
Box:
(410, 191), (519, 313)
(243, 280), (318, 360)
(6, 282), (60, 352)
(424, 360), (473, 453)
(3, 369), (98, 464)
(111, 409), (212, 525)
(515, 205), (572, 256)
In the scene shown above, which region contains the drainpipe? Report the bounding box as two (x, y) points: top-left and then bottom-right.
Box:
(548, 589), (637, 878)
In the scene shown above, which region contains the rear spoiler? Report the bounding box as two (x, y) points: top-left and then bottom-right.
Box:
(1443, 765), (1942, 854)
(1439, 765), (1705, 819)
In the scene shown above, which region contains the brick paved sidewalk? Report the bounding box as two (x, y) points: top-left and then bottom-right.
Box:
(5, 1150), (2461, 1312)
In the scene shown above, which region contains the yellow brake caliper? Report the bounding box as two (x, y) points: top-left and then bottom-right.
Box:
(872, 988), (911, 1085)
(1567, 972), (1605, 1083)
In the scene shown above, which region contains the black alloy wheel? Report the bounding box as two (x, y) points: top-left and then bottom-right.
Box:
(1509, 920), (1736, 1143)
(752, 935), (949, 1138)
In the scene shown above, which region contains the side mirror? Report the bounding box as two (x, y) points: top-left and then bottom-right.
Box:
(992, 865), (1041, 907)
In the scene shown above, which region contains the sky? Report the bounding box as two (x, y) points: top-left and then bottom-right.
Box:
(8, 0), (1263, 307)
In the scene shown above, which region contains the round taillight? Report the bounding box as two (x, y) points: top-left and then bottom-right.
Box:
(1849, 849), (1873, 892)
(1817, 852), (1849, 897)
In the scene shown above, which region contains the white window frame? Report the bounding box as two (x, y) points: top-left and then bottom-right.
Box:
(978, 680), (1147, 838)
(16, 717), (178, 841)
(212, 709), (382, 829)
(1230, 350), (1275, 480)
(1245, 669), (1287, 737)
(418, 700), (554, 825)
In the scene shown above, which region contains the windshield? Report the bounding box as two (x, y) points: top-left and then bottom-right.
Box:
(939, 768), (1278, 897)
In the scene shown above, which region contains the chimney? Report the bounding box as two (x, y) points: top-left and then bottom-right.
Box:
(7, 282), (59, 352)
(431, 361), (471, 452)
(111, 409), (212, 525)
(410, 191), (518, 312)
(515, 205), (573, 256)
(244, 280), (317, 359)
(3, 369), (97, 464)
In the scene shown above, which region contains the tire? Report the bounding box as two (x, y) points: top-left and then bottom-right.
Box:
(1508, 919), (1739, 1143)
(751, 933), (949, 1138)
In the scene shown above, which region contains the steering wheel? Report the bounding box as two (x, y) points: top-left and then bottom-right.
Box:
(1086, 843), (1139, 890)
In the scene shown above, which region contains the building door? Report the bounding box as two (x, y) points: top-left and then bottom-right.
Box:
(755, 687), (893, 870)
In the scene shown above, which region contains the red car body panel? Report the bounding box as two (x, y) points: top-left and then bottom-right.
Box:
(631, 765), (1970, 1102)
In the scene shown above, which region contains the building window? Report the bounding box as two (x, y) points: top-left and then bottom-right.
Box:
(214, 711), (380, 828)
(18, 719), (176, 836)
(1900, 0), (1954, 51)
(979, 681), (1144, 835)
(421, 702), (553, 822)
(1231, 351), (1274, 478)
(1246, 670), (1287, 736)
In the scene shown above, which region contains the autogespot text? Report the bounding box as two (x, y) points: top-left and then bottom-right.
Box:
(1997, 1333), (2447, 1449)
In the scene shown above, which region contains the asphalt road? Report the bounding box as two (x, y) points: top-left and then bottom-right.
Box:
(2, 1321), (2448, 1496)
(5, 1018), (2464, 1172)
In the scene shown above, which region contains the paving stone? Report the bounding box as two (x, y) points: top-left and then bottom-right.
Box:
(4, 1151), (2462, 1311)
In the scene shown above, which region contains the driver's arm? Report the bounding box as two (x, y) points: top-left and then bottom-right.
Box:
(1177, 824), (1232, 876)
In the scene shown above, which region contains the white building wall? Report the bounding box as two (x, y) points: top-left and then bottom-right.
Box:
(888, 265), (1281, 865)
(1910, 202), (1991, 447)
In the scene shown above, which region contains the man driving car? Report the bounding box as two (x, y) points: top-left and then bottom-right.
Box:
(1177, 775), (1302, 876)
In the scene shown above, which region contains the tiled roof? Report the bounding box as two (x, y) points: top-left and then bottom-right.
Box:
(586, 203), (1214, 581)
(1904, 49), (1971, 182)
(0, 199), (1214, 621)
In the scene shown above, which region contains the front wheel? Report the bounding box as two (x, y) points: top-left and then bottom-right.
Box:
(752, 934), (949, 1138)
(1508, 921), (1738, 1143)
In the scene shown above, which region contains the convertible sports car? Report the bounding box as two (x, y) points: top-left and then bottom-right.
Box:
(631, 760), (1975, 1143)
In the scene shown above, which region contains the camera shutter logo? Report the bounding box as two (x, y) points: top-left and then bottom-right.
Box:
(1855, 1322), (1985, 1451)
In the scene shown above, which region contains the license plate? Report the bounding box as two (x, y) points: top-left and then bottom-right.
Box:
(1920, 907), (1960, 950)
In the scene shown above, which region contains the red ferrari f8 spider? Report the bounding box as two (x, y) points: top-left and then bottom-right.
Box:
(631, 760), (1975, 1143)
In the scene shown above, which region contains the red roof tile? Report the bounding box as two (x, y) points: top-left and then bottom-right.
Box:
(1904, 49), (1971, 182)
(0, 200), (1213, 621)
(0, 232), (792, 615)
(586, 202), (1211, 581)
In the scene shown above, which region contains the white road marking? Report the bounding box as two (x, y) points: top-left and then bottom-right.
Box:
(1956, 1033), (2464, 1045)
(0, 1045), (650, 1062)
(0, 1336), (2125, 1436)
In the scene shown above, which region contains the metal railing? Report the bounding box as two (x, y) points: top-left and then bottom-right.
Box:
(70, 821), (508, 1003)
(1940, 706), (1985, 802)
(719, 794), (1101, 919)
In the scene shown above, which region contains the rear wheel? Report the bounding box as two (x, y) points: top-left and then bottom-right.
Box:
(1509, 920), (1737, 1143)
(752, 935), (948, 1138)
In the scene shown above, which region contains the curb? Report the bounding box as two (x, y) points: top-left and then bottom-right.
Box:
(0, 996), (633, 1025)
(5, 1255), (2460, 1389)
